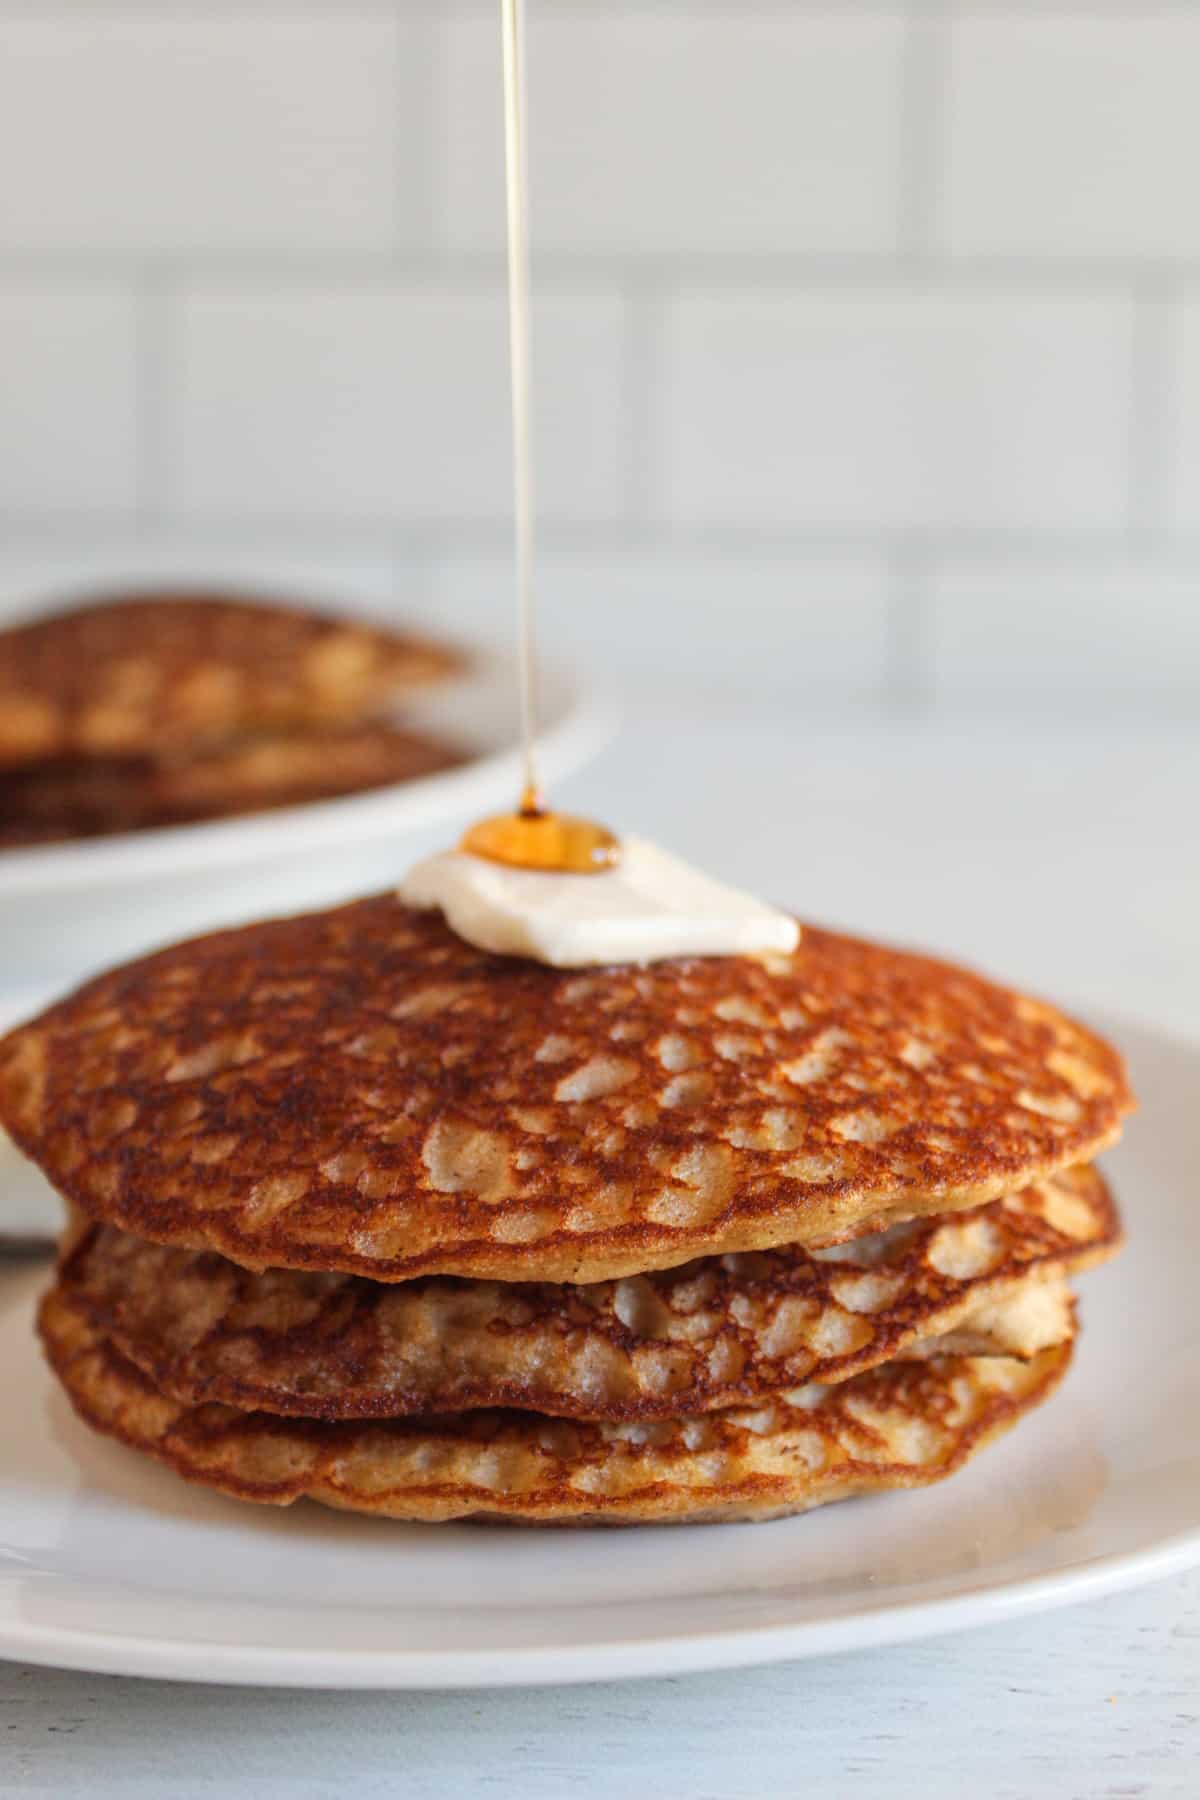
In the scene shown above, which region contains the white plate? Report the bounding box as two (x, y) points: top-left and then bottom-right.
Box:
(0, 1013), (1195, 1689)
(0, 653), (612, 992)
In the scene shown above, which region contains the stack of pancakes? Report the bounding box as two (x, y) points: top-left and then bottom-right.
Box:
(0, 900), (1133, 1525)
(0, 593), (464, 846)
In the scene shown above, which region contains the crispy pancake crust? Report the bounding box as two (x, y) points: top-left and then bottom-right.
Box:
(58, 1168), (1117, 1422)
(0, 725), (466, 845)
(0, 901), (1134, 1283)
(39, 1281), (1074, 1526)
(0, 595), (462, 769)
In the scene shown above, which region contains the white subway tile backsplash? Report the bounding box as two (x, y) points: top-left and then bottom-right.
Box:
(658, 290), (1133, 531)
(0, 285), (138, 513)
(0, 17), (416, 254)
(425, 549), (891, 703)
(1164, 299), (1200, 532)
(439, 12), (905, 256)
(941, 18), (1200, 260)
(928, 557), (1200, 705)
(165, 283), (628, 524)
(0, 3), (1192, 718)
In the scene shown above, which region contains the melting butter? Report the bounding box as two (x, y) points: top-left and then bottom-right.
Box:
(399, 836), (800, 968)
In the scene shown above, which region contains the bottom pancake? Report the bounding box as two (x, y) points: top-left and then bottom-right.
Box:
(39, 1281), (1074, 1526)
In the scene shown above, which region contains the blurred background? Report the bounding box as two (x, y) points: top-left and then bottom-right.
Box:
(1, 2), (1198, 718)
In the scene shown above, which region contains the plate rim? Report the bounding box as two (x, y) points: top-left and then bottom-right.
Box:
(0, 1524), (1195, 1689)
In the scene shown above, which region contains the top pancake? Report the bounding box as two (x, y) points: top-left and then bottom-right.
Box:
(0, 594), (461, 770)
(0, 897), (1134, 1283)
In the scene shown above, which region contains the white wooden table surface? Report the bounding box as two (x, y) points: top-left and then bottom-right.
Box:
(3, 703), (1198, 1797)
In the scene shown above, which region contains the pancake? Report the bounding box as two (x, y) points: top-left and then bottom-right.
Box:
(0, 724), (466, 845)
(0, 820), (69, 849)
(58, 1166), (1117, 1422)
(39, 1279), (1075, 1526)
(0, 594), (462, 770)
(0, 900), (1134, 1284)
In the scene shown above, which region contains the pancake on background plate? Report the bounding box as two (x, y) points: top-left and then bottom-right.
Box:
(0, 593), (462, 769)
(0, 593), (466, 847)
(0, 724), (466, 845)
(0, 900), (1133, 1526)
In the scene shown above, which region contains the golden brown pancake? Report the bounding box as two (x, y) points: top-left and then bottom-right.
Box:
(39, 1279), (1074, 1526)
(0, 724), (466, 845)
(0, 594), (462, 770)
(0, 901), (1133, 1283)
(58, 1167), (1117, 1422)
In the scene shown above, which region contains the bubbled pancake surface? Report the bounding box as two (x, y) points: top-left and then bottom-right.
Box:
(39, 1281), (1074, 1526)
(59, 1167), (1116, 1422)
(0, 725), (466, 845)
(0, 901), (1134, 1284)
(0, 595), (462, 769)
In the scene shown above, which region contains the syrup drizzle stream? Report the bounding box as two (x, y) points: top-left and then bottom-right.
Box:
(460, 0), (619, 875)
(500, 0), (540, 811)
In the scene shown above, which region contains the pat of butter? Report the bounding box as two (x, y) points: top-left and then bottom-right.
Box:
(399, 836), (799, 968)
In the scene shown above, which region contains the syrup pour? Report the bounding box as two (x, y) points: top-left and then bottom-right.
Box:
(462, 0), (618, 876)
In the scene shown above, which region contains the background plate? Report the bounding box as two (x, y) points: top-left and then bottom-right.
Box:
(0, 653), (612, 993)
(0, 1013), (1195, 1689)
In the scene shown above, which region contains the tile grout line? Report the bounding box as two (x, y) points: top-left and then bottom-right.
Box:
(405, 5), (441, 257)
(133, 270), (170, 531)
(2, 252), (1200, 294)
(9, 516), (1200, 558)
(897, 0), (948, 268)
(1127, 280), (1174, 545)
(883, 545), (933, 716)
(1, 2), (1196, 14)
(622, 289), (665, 527)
